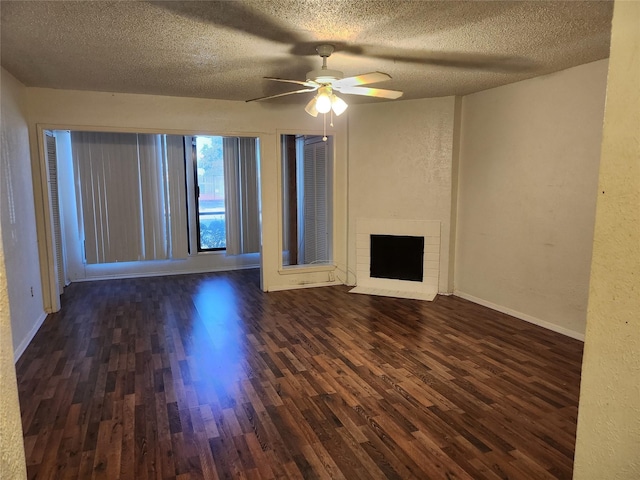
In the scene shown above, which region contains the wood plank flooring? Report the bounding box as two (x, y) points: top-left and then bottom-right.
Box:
(15, 269), (584, 479)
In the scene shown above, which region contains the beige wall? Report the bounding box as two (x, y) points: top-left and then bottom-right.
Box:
(455, 60), (608, 338)
(24, 87), (349, 306)
(574, 1), (640, 477)
(0, 69), (29, 479)
(1, 69), (47, 358)
(347, 96), (458, 292)
(0, 234), (27, 480)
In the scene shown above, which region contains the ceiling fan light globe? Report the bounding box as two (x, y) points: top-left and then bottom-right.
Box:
(331, 95), (348, 116)
(315, 88), (332, 113)
(305, 97), (319, 117)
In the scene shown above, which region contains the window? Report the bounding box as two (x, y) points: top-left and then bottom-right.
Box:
(195, 136), (226, 250)
(281, 134), (333, 266)
(70, 131), (260, 266)
(192, 136), (261, 255)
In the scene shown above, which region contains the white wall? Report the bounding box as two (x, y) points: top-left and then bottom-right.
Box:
(347, 96), (458, 292)
(0, 229), (27, 480)
(0, 68), (33, 479)
(24, 88), (348, 303)
(1, 68), (47, 359)
(574, 1), (640, 477)
(455, 60), (608, 338)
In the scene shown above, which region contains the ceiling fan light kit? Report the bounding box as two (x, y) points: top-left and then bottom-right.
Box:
(304, 97), (319, 117)
(306, 86), (348, 117)
(330, 94), (348, 116)
(315, 86), (333, 114)
(247, 44), (403, 137)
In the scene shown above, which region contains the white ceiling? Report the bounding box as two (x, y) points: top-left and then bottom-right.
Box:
(0, 1), (614, 105)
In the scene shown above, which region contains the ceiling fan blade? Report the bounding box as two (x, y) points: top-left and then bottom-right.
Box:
(246, 87), (317, 103)
(335, 86), (403, 100)
(332, 72), (391, 88)
(265, 77), (317, 88)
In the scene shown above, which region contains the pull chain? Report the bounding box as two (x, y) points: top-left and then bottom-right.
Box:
(323, 113), (327, 141)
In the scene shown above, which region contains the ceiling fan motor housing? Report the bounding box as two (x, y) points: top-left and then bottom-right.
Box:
(306, 68), (344, 84)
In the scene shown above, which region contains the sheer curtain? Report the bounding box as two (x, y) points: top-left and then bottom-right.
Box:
(71, 132), (187, 264)
(223, 137), (260, 255)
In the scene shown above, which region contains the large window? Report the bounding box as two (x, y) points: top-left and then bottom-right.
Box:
(70, 132), (260, 266)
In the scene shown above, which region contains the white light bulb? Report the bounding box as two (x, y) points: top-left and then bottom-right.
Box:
(315, 87), (332, 114)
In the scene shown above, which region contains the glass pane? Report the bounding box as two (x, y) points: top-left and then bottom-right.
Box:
(196, 136), (226, 250)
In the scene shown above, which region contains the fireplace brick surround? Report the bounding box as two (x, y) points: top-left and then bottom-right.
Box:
(351, 218), (440, 301)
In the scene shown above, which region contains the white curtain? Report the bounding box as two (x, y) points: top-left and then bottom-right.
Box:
(72, 132), (187, 264)
(223, 137), (260, 255)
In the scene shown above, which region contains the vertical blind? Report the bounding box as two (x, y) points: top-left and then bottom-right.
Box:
(165, 136), (189, 259)
(301, 137), (330, 264)
(223, 137), (260, 255)
(71, 132), (187, 264)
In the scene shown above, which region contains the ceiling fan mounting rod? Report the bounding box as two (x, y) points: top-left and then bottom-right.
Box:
(316, 44), (335, 70)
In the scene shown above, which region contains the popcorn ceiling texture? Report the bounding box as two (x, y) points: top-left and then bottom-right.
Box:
(0, 235), (27, 479)
(573, 1), (640, 477)
(0, 1), (613, 102)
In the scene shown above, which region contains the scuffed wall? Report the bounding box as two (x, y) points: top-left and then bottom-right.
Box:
(455, 60), (608, 337)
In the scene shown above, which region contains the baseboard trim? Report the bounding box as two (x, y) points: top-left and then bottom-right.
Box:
(267, 281), (340, 292)
(454, 290), (585, 341)
(14, 311), (48, 363)
(73, 264), (260, 282)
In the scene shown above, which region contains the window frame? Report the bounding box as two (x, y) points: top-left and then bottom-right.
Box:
(192, 136), (227, 253)
(278, 132), (335, 271)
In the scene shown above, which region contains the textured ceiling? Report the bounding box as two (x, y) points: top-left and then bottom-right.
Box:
(0, 1), (614, 104)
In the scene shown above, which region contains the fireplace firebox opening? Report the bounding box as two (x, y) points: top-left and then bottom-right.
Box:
(370, 234), (424, 282)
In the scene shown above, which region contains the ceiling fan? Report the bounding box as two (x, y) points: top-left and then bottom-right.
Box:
(246, 44), (403, 117)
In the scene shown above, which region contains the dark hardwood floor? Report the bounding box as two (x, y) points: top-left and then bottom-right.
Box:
(16, 269), (584, 479)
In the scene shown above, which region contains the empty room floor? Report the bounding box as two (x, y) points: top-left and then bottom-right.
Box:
(16, 269), (583, 479)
